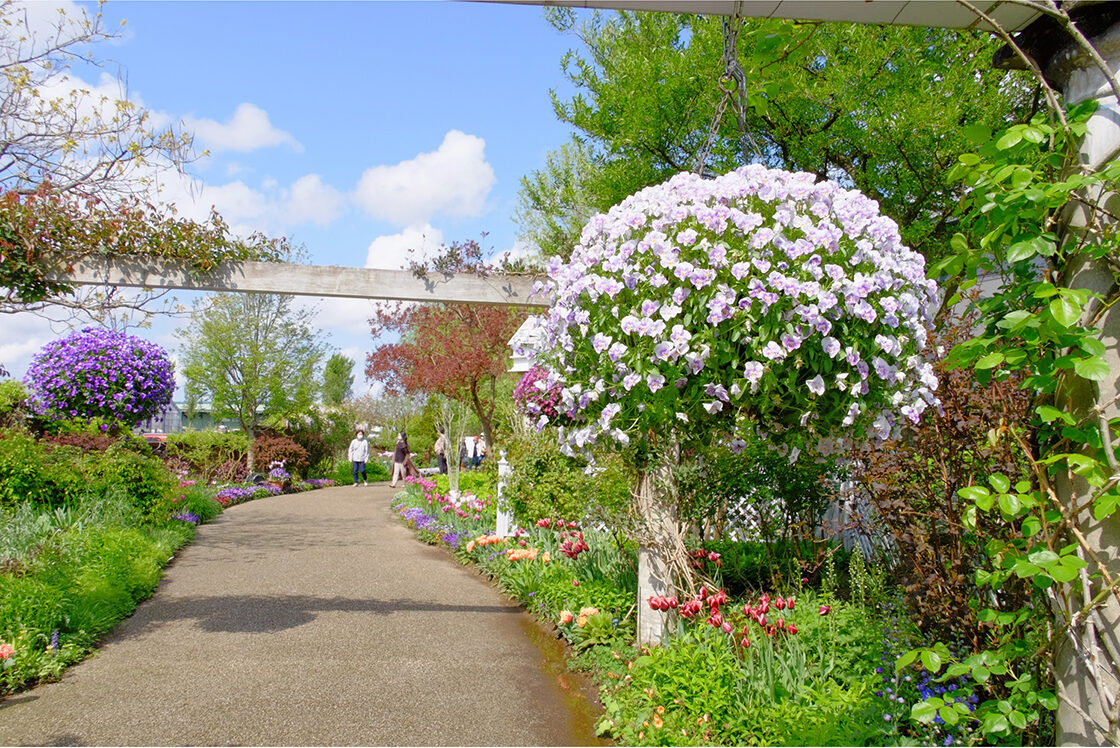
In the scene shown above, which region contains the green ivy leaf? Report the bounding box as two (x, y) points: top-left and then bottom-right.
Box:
(1074, 355), (1109, 382)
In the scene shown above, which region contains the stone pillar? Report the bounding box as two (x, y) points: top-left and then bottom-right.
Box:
(1045, 22), (1120, 746)
(496, 450), (514, 538)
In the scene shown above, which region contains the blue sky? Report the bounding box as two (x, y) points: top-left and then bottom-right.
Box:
(4, 0), (589, 395)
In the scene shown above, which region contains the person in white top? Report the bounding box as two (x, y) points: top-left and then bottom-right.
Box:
(347, 429), (370, 486)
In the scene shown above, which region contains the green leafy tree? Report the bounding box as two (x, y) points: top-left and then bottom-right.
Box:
(178, 293), (325, 472)
(519, 10), (1036, 261)
(321, 353), (354, 406)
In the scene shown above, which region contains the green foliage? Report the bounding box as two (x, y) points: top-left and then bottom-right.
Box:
(0, 380), (29, 428)
(165, 430), (249, 480)
(505, 433), (630, 524)
(0, 429), (83, 509)
(178, 293), (326, 459)
(901, 102), (1120, 745)
(86, 445), (175, 522)
(174, 483), (222, 524)
(433, 470), (495, 499)
(321, 353), (354, 406)
(522, 11), (1034, 260)
(0, 494), (193, 695)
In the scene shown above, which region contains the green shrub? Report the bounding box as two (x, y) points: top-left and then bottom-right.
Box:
(174, 483), (222, 523)
(87, 445), (174, 522)
(0, 380), (29, 428)
(165, 431), (248, 480)
(0, 429), (83, 509)
(504, 435), (630, 524)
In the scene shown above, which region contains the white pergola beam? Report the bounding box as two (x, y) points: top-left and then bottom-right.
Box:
(52, 257), (548, 308)
(479, 0), (1044, 32)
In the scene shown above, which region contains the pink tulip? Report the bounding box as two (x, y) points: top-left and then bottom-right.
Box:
(819, 605), (831, 616)
(786, 624), (799, 634)
(774, 597), (786, 610)
(740, 637), (751, 648)
(721, 621), (733, 634)
(786, 597), (796, 610)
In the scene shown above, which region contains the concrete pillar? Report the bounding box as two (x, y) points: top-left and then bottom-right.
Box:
(1045, 22), (1120, 746)
(634, 441), (686, 646)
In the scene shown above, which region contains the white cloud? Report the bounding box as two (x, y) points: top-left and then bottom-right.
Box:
(492, 238), (543, 266)
(354, 130), (495, 227)
(184, 103), (302, 153)
(364, 224), (445, 271)
(151, 170), (343, 236)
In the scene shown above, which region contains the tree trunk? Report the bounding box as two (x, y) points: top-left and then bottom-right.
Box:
(245, 425), (256, 474)
(634, 438), (694, 646)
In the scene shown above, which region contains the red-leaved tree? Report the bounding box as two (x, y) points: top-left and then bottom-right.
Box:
(365, 240), (529, 450)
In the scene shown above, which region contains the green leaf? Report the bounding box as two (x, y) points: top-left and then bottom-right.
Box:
(958, 153), (981, 166)
(973, 665), (991, 683)
(912, 701), (938, 723)
(921, 650), (943, 673)
(1009, 710), (1028, 730)
(997, 130), (1023, 150)
(940, 705), (961, 725)
(896, 650), (919, 671)
(1038, 691), (1058, 710)
(976, 352), (1004, 370)
(1050, 297), (1081, 327)
(999, 492), (1022, 516)
(1036, 405), (1074, 425)
(1093, 493), (1120, 521)
(1028, 549), (1059, 567)
(1074, 355), (1109, 382)
(989, 473), (1011, 493)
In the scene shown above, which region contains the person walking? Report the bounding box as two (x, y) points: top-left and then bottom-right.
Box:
(347, 429), (370, 487)
(434, 426), (450, 475)
(391, 431), (409, 487)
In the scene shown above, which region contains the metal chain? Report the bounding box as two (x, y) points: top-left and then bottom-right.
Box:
(691, 10), (762, 176)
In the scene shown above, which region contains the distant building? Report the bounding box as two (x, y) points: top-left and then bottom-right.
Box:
(135, 401), (183, 435)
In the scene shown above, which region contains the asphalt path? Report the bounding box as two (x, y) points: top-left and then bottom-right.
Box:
(0, 483), (604, 746)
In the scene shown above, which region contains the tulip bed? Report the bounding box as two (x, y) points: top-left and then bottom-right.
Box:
(392, 477), (981, 746)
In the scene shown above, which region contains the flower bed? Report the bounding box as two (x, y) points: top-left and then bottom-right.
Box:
(390, 479), (977, 746)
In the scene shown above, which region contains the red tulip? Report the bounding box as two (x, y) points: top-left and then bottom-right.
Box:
(786, 624), (799, 634)
(774, 597), (786, 610)
(818, 605), (831, 616)
(776, 618), (786, 630)
(721, 621), (733, 634)
(740, 637), (751, 648)
(786, 597), (796, 611)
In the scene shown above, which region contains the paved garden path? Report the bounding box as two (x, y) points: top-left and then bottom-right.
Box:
(0, 483), (604, 746)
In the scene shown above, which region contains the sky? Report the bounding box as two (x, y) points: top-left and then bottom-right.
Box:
(3, 0), (590, 396)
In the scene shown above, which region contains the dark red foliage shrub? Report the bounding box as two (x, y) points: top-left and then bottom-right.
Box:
(42, 432), (116, 452)
(252, 435), (309, 477)
(213, 458), (248, 483)
(843, 313), (1034, 644)
(287, 425), (330, 474)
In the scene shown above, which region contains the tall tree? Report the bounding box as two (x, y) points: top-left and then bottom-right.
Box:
(367, 239), (529, 451)
(178, 293), (325, 471)
(519, 10), (1037, 261)
(366, 301), (525, 452)
(321, 353), (354, 406)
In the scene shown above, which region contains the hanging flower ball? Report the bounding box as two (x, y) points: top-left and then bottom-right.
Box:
(527, 165), (939, 455)
(24, 327), (175, 427)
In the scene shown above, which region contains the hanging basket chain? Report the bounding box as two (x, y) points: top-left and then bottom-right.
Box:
(692, 11), (761, 177)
